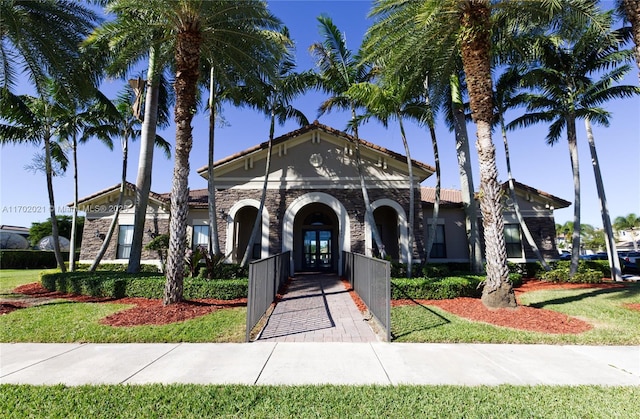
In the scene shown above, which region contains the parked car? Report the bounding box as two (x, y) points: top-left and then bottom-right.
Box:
(559, 252), (571, 260)
(580, 253), (607, 260)
(620, 258), (639, 275)
(621, 251), (640, 264)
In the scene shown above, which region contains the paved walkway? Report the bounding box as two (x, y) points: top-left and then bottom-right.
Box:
(1, 343), (638, 386)
(257, 273), (380, 342)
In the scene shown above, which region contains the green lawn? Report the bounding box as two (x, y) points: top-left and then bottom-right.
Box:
(2, 270), (640, 345)
(392, 283), (640, 345)
(0, 269), (47, 294)
(1, 384), (638, 418)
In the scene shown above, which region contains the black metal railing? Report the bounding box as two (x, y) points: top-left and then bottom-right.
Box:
(342, 251), (391, 341)
(246, 251), (290, 342)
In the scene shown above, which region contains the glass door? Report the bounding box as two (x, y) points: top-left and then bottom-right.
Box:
(303, 229), (332, 270)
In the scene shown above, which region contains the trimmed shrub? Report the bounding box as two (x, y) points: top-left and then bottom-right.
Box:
(40, 271), (248, 300)
(542, 265), (603, 284)
(508, 262), (546, 278)
(0, 250), (78, 269)
(72, 263), (160, 273)
(391, 276), (483, 300)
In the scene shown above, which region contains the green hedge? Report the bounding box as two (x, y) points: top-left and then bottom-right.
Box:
(0, 250), (79, 269)
(40, 271), (248, 300)
(391, 276), (484, 300)
(72, 263), (160, 273)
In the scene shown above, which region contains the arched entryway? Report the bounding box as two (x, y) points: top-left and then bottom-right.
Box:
(365, 199), (409, 263)
(295, 204), (338, 272)
(282, 192), (350, 274)
(224, 199), (270, 263)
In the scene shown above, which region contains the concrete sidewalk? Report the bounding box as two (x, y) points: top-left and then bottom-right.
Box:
(1, 342), (638, 386)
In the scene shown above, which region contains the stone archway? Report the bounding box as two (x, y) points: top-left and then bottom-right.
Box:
(225, 199), (270, 263)
(282, 192), (350, 274)
(365, 199), (409, 263)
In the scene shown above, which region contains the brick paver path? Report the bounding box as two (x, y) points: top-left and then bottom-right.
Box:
(257, 273), (380, 342)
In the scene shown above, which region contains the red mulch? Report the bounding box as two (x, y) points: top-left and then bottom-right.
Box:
(3, 279), (635, 333)
(623, 303), (640, 312)
(4, 282), (246, 326)
(348, 278), (633, 335)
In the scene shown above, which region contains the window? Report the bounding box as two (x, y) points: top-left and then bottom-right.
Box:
(192, 225), (209, 250)
(428, 224), (446, 258)
(117, 225), (134, 259)
(504, 224), (523, 258)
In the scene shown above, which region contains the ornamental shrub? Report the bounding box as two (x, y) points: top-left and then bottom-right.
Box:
(40, 271), (248, 300)
(391, 276), (483, 300)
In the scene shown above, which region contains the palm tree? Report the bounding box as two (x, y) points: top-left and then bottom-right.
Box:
(237, 28), (312, 267)
(615, 0), (640, 78)
(0, 89), (68, 270)
(493, 68), (551, 271)
(509, 11), (638, 280)
(82, 83), (171, 271)
(105, 1), (284, 305)
(613, 213), (640, 251)
(310, 15), (386, 258)
(87, 1), (174, 274)
(1, 0), (99, 271)
(364, 0), (604, 308)
(0, 0), (99, 93)
(53, 86), (117, 271)
(345, 68), (433, 277)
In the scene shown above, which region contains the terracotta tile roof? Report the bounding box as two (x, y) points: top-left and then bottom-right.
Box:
(421, 187), (464, 207)
(196, 121), (435, 176)
(502, 180), (571, 208)
(159, 188), (209, 208)
(74, 182), (168, 206)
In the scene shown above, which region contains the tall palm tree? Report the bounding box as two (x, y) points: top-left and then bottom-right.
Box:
(82, 84), (171, 271)
(310, 15), (386, 258)
(87, 1), (174, 274)
(237, 28), (313, 267)
(493, 67), (551, 271)
(107, 1), (283, 304)
(0, 89), (68, 270)
(365, 0), (603, 308)
(1, 0), (99, 271)
(53, 86), (117, 271)
(345, 69), (432, 276)
(509, 11), (638, 280)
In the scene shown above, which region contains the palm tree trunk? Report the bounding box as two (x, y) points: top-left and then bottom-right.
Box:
(450, 74), (482, 274)
(207, 66), (221, 257)
(460, 0), (514, 308)
(500, 117), (550, 271)
(165, 25), (201, 305)
(352, 107), (386, 258)
(128, 46), (160, 274)
(621, 0), (640, 79)
(68, 133), (79, 272)
(566, 116), (581, 277)
(397, 115), (414, 277)
(43, 131), (66, 272)
(241, 107), (276, 267)
(89, 138), (128, 272)
(424, 120), (441, 266)
(585, 118), (622, 281)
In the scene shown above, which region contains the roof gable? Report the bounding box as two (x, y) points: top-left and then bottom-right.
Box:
(197, 122), (434, 187)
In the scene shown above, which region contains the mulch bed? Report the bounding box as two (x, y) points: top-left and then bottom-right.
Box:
(2, 279), (635, 333)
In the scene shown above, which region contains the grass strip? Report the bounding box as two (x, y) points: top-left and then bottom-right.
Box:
(1, 384), (638, 418)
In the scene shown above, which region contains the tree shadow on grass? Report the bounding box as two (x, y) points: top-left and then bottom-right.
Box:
(529, 284), (640, 309)
(391, 284), (451, 340)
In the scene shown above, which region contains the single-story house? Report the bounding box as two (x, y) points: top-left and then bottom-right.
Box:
(76, 122), (570, 272)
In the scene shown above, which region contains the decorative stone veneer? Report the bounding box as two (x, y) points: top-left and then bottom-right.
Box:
(214, 186), (424, 261)
(79, 217), (169, 262)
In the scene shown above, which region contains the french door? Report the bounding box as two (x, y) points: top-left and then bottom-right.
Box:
(302, 229), (332, 271)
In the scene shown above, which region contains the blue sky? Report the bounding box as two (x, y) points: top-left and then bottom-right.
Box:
(1, 0), (639, 231)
